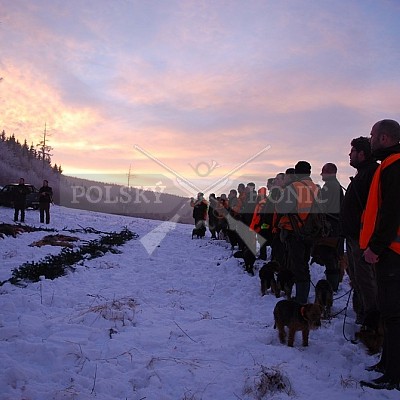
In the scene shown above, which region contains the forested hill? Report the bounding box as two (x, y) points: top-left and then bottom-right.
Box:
(0, 131), (193, 224)
(0, 131), (61, 188)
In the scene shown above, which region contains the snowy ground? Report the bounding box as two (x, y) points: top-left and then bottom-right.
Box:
(0, 205), (397, 400)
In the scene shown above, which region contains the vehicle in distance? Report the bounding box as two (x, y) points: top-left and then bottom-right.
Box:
(0, 183), (40, 209)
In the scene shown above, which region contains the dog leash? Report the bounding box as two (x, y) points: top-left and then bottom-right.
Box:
(322, 287), (352, 343)
(338, 287), (353, 342)
(333, 287), (352, 301)
(330, 288), (352, 318)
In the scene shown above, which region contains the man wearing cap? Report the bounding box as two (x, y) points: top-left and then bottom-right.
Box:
(276, 161), (319, 303)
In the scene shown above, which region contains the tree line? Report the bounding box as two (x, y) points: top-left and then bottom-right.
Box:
(0, 130), (62, 188)
(0, 130), (194, 223)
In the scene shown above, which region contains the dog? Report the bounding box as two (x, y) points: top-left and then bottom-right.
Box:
(233, 248), (256, 275)
(192, 226), (206, 239)
(314, 279), (333, 319)
(243, 248), (256, 275)
(259, 261), (280, 296)
(276, 268), (295, 299)
(273, 299), (322, 347)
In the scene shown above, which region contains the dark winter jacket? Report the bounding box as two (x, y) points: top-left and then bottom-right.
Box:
(13, 184), (30, 207)
(191, 199), (208, 223)
(340, 159), (379, 239)
(240, 189), (258, 226)
(39, 185), (53, 204)
(208, 196), (218, 227)
(320, 176), (344, 237)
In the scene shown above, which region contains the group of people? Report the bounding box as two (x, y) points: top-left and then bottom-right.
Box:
(190, 119), (400, 391)
(13, 178), (53, 224)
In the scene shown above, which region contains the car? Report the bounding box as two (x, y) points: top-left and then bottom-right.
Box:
(0, 183), (40, 209)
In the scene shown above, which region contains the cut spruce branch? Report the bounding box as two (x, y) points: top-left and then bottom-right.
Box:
(0, 228), (138, 287)
(0, 223), (56, 238)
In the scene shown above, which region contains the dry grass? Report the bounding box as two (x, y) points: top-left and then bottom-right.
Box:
(340, 375), (358, 389)
(80, 295), (139, 326)
(243, 365), (293, 399)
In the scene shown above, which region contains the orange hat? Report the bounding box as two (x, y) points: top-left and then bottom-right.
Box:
(258, 187), (267, 196)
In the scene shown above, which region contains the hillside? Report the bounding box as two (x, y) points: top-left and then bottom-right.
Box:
(0, 133), (194, 224)
(0, 132), (61, 189)
(0, 205), (395, 400)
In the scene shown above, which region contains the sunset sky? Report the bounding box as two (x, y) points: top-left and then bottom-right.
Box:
(1, 0), (399, 196)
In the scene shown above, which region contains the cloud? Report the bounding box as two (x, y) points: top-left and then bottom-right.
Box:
(1, 0), (399, 195)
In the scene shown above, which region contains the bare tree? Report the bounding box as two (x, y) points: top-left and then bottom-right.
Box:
(36, 123), (53, 169)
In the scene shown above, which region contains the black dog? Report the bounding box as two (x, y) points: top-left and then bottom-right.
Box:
(233, 248), (256, 275)
(276, 268), (295, 299)
(192, 226), (206, 239)
(243, 249), (256, 275)
(259, 261), (280, 296)
(314, 279), (333, 319)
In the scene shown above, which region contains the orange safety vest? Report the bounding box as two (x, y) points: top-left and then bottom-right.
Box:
(272, 211), (279, 234)
(249, 197), (267, 232)
(359, 153), (400, 253)
(279, 180), (319, 231)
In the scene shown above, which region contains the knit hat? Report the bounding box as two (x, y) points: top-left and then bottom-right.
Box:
(294, 161), (311, 175)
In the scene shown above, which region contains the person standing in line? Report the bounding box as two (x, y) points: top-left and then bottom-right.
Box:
(276, 161), (319, 304)
(340, 137), (379, 330)
(190, 192), (208, 232)
(260, 173), (285, 262)
(249, 186), (268, 259)
(208, 193), (218, 239)
(313, 163), (344, 292)
(240, 183), (258, 251)
(360, 119), (400, 391)
(226, 188), (239, 249)
(39, 179), (53, 224)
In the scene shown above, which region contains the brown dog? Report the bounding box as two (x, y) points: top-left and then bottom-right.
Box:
(259, 261), (280, 296)
(273, 300), (322, 347)
(355, 325), (384, 355)
(314, 279), (333, 319)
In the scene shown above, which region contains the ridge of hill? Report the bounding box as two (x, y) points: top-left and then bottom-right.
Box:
(0, 133), (194, 224)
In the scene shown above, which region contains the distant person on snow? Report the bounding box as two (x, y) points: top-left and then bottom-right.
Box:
(13, 177), (29, 223)
(190, 192), (208, 232)
(39, 179), (53, 224)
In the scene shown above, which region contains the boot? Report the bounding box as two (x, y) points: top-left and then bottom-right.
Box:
(326, 271), (340, 292)
(259, 242), (267, 260)
(295, 281), (310, 304)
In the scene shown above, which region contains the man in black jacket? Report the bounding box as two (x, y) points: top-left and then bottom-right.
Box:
(39, 179), (53, 224)
(360, 119), (400, 391)
(13, 177), (29, 223)
(314, 163), (344, 292)
(340, 137), (379, 328)
(190, 193), (208, 227)
(238, 182), (258, 274)
(208, 193), (218, 239)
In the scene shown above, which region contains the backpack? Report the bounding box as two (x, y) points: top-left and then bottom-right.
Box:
(288, 197), (332, 245)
